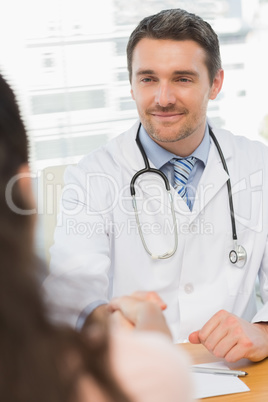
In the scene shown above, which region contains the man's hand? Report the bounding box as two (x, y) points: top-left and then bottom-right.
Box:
(189, 309), (268, 362)
(108, 291), (171, 338)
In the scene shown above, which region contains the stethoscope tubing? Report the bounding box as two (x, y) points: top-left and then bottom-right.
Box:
(208, 129), (237, 242)
(130, 125), (171, 195)
(130, 124), (246, 266)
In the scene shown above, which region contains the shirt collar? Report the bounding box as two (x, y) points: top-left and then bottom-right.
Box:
(139, 123), (210, 169)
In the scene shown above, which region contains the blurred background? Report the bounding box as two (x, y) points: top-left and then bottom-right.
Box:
(1, 0), (268, 258)
(1, 0), (268, 171)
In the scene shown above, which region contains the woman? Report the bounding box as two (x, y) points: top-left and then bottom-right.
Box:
(0, 73), (193, 402)
(0, 72), (131, 402)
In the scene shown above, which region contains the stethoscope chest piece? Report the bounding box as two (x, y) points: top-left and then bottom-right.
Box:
(229, 244), (247, 268)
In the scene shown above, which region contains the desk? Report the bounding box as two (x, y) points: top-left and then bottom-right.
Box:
(180, 343), (268, 401)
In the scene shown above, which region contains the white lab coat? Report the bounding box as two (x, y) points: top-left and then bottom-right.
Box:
(46, 120), (268, 342)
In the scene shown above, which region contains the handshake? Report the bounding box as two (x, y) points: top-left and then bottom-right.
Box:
(108, 291), (172, 338)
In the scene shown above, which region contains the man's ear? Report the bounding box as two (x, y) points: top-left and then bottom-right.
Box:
(209, 69), (224, 100)
(130, 87), (135, 101)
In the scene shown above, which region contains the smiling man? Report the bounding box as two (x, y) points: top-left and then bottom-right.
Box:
(45, 9), (268, 363)
(130, 38), (223, 155)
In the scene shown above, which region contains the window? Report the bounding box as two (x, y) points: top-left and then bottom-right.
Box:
(31, 89), (106, 114)
(1, 0), (268, 172)
(42, 53), (55, 70)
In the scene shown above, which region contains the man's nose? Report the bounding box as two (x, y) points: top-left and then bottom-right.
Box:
(154, 82), (176, 107)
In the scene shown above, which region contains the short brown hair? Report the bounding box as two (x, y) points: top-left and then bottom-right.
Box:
(127, 8), (221, 84)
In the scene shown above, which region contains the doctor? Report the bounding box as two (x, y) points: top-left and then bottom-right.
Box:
(46, 8), (268, 362)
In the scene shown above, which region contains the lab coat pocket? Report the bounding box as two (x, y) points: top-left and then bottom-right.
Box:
(226, 229), (254, 296)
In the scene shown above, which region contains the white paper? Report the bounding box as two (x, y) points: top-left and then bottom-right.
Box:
(192, 361), (250, 399)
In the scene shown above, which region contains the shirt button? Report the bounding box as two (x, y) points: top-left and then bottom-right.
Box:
(184, 283), (194, 294)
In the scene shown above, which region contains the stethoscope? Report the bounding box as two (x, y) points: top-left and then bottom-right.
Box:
(130, 124), (247, 268)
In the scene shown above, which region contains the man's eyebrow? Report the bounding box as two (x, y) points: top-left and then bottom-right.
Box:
(135, 69), (155, 76)
(173, 70), (199, 77)
(135, 69), (199, 77)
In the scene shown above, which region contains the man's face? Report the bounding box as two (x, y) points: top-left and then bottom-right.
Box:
(130, 38), (223, 154)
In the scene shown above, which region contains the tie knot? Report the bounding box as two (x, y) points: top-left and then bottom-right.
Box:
(170, 156), (196, 183)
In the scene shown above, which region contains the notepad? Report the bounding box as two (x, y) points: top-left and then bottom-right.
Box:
(192, 361), (250, 399)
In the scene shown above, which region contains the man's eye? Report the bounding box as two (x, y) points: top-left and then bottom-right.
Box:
(141, 78), (152, 82)
(178, 78), (191, 83)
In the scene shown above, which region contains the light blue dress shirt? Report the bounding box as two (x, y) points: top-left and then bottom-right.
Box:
(139, 124), (211, 209)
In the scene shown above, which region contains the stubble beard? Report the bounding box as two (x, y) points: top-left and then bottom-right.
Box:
(140, 105), (206, 144)
(144, 120), (193, 143)
(141, 111), (194, 144)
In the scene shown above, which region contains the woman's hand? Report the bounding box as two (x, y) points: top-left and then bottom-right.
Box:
(108, 291), (171, 338)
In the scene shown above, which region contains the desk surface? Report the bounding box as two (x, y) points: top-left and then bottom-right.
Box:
(180, 343), (268, 401)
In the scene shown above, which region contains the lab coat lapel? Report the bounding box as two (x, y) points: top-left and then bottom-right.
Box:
(189, 134), (230, 223)
(119, 121), (173, 203)
(119, 122), (231, 221)
(132, 160), (191, 215)
(118, 121), (145, 172)
(134, 131), (231, 219)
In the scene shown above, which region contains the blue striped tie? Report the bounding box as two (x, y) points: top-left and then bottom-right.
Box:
(170, 157), (196, 209)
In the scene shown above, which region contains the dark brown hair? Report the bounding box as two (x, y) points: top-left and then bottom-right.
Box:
(0, 73), (130, 402)
(127, 8), (222, 84)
